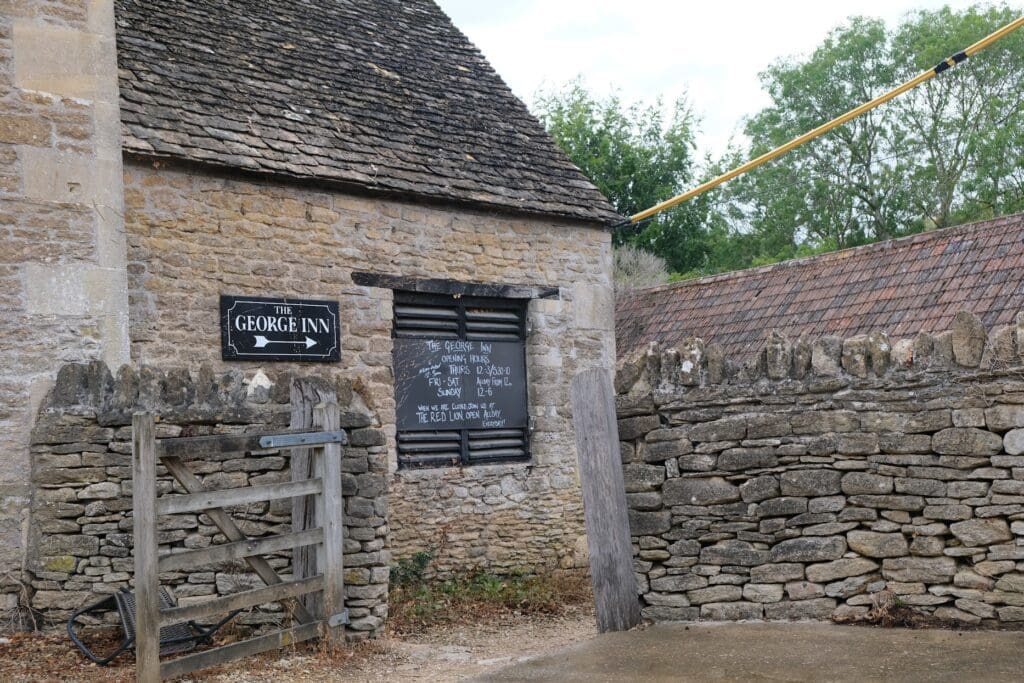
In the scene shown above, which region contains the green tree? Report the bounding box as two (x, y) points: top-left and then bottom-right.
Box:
(534, 82), (711, 273)
(721, 16), (914, 254)
(892, 5), (1024, 225)
(717, 4), (1024, 261)
(537, 6), (1023, 280)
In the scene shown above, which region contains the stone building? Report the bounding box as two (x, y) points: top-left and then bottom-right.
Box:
(1, 0), (618, 627)
(614, 215), (1024, 627)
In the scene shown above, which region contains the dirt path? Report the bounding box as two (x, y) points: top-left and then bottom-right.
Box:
(0, 605), (597, 682)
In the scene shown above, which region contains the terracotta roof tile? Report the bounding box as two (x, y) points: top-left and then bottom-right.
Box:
(616, 213), (1024, 357)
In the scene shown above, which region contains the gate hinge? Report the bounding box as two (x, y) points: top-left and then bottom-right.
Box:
(259, 430), (347, 448)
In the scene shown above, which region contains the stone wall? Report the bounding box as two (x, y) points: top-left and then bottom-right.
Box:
(27, 361), (388, 637)
(617, 311), (1024, 627)
(123, 160), (612, 576)
(1, 0), (129, 605)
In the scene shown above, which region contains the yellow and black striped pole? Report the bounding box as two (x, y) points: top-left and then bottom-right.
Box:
(621, 14), (1024, 227)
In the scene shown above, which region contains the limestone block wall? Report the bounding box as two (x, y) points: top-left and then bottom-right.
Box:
(0, 0), (128, 604)
(122, 161), (613, 575)
(27, 361), (388, 637)
(617, 311), (1024, 627)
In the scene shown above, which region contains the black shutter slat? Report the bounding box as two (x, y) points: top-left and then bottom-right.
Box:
(467, 438), (524, 449)
(399, 431), (462, 442)
(397, 330), (460, 339)
(467, 427), (528, 464)
(395, 305), (459, 319)
(468, 430), (527, 448)
(398, 319), (460, 331)
(469, 449), (528, 462)
(397, 431), (462, 468)
(466, 332), (521, 342)
(465, 321), (520, 332)
(464, 307), (524, 341)
(465, 310), (522, 322)
(400, 442), (463, 453)
(395, 302), (461, 339)
(467, 429), (523, 438)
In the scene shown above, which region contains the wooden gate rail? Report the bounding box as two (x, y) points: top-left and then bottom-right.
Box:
(132, 403), (346, 681)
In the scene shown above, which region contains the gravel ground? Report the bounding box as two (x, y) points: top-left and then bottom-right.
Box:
(0, 605), (597, 682)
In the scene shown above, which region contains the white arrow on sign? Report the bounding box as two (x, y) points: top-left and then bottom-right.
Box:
(254, 335), (317, 350)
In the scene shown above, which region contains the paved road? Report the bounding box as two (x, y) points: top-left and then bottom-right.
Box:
(476, 622), (1024, 682)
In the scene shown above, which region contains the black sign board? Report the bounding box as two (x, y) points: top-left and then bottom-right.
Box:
(220, 295), (340, 362)
(394, 339), (528, 431)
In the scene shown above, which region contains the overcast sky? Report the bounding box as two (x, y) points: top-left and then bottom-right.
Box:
(436, 0), (987, 158)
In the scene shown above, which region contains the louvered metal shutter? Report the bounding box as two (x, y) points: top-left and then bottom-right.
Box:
(394, 292), (530, 469)
(395, 430), (462, 469)
(393, 302), (460, 339)
(467, 428), (529, 463)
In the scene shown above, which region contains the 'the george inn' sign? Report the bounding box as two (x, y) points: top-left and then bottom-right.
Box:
(220, 295), (340, 362)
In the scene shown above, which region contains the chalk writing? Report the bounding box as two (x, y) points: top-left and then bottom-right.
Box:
(394, 339), (527, 431)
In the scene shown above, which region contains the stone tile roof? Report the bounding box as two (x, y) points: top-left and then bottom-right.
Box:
(113, 0), (618, 224)
(616, 212), (1024, 357)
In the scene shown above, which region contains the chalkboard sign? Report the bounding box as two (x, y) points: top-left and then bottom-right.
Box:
(394, 339), (528, 431)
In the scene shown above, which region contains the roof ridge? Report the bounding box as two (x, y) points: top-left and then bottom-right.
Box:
(623, 211), (1024, 299)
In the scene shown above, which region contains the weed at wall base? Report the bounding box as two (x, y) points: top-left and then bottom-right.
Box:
(388, 552), (591, 635)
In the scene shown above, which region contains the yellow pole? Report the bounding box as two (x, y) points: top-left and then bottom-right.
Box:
(627, 14), (1024, 225)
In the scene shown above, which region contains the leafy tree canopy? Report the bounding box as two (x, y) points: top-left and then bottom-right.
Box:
(534, 82), (712, 273)
(534, 4), (1024, 280)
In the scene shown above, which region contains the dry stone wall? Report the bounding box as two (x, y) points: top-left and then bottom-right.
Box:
(27, 361), (388, 638)
(617, 311), (1024, 627)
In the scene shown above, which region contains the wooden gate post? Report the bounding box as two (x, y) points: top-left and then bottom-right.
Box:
(291, 380), (335, 616)
(314, 401), (345, 643)
(570, 368), (642, 632)
(132, 412), (160, 681)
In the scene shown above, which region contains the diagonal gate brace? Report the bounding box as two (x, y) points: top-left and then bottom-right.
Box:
(160, 455), (317, 625)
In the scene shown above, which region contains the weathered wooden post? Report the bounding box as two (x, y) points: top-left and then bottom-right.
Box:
(291, 379), (335, 615)
(570, 368), (642, 632)
(314, 401), (345, 643)
(132, 412), (160, 682)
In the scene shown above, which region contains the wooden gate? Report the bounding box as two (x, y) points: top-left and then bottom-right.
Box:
(131, 402), (347, 680)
